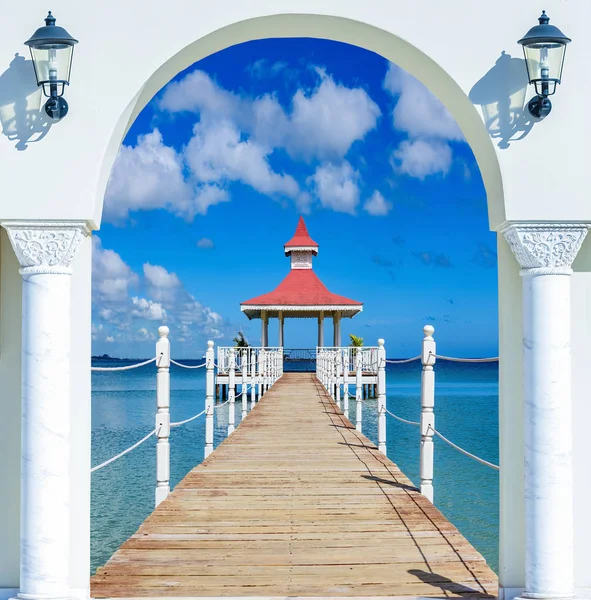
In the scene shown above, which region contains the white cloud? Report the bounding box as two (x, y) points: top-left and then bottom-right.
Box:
(106, 68), (382, 222)
(92, 241), (230, 353)
(391, 139), (452, 179)
(383, 64), (463, 142)
(383, 63), (463, 182)
(281, 71), (381, 161)
(92, 236), (138, 304)
(308, 162), (360, 215)
(158, 70), (243, 120)
(131, 296), (167, 321)
(248, 59), (289, 79)
(160, 69), (380, 163)
(364, 190), (392, 216)
(104, 130), (229, 222)
(184, 119), (299, 198)
(197, 237), (214, 249)
(143, 263), (181, 290)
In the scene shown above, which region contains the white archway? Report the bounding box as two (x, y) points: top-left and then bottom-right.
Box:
(3, 3), (591, 600)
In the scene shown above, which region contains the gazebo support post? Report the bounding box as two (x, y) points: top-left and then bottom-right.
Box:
(333, 312), (341, 346)
(279, 311), (284, 347)
(318, 310), (324, 347)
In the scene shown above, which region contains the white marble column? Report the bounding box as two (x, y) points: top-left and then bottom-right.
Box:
(3, 221), (89, 600)
(502, 222), (590, 600)
(318, 311), (324, 347)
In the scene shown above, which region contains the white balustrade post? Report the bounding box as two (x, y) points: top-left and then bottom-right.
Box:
(155, 326), (171, 507)
(377, 338), (387, 455)
(241, 350), (248, 419)
(250, 348), (256, 408)
(205, 340), (215, 458)
(336, 351), (342, 409)
(258, 349), (265, 400)
(502, 223), (590, 600)
(4, 222), (89, 600)
(343, 353), (350, 419)
(420, 326), (436, 502)
(355, 351), (363, 432)
(228, 348), (236, 435)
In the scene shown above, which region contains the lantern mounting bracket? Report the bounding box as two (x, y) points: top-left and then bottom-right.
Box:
(527, 95), (552, 119)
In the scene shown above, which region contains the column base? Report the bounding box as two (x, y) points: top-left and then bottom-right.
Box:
(13, 594), (73, 600)
(515, 594), (576, 600)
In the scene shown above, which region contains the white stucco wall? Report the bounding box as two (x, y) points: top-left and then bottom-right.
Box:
(0, 0), (589, 230)
(0, 229), (21, 593)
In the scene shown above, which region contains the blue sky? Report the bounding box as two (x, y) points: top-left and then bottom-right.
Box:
(92, 38), (497, 359)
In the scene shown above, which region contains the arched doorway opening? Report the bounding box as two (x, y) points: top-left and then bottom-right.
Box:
(90, 28), (503, 592)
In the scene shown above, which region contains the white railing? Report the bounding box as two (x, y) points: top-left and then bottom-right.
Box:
(315, 328), (500, 504)
(217, 346), (282, 374)
(90, 330), (284, 507)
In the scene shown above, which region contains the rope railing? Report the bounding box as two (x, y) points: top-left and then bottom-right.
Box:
(384, 407), (420, 427)
(91, 427), (159, 473)
(91, 329), (283, 506)
(435, 354), (498, 363)
(317, 327), (500, 504)
(385, 355), (421, 364)
(429, 425), (499, 471)
(170, 359), (207, 369)
(91, 356), (157, 372)
(170, 409), (206, 428)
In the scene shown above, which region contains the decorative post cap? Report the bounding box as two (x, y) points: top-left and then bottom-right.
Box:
(378, 339), (385, 347)
(423, 325), (435, 337)
(158, 326), (169, 337)
(207, 340), (214, 348)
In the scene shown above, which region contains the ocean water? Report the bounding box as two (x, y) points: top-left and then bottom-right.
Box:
(91, 360), (499, 574)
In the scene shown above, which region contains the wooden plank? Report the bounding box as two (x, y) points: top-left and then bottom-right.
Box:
(90, 373), (497, 598)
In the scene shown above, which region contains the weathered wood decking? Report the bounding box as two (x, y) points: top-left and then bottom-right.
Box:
(91, 373), (497, 598)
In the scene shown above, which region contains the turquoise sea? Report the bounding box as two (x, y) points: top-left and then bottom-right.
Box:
(91, 360), (499, 575)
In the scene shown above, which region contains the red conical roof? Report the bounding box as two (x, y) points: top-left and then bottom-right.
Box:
(284, 216), (318, 250)
(241, 270), (362, 308)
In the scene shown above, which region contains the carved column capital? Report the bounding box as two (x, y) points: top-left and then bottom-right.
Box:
(501, 222), (590, 275)
(3, 221), (91, 275)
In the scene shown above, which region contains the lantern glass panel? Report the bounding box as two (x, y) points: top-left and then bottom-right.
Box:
(523, 42), (566, 96)
(29, 44), (73, 94)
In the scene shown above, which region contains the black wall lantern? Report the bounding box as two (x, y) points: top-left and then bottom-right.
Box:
(518, 11), (571, 119)
(25, 12), (78, 120)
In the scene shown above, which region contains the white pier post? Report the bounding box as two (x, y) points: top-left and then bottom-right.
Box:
(205, 340), (215, 458)
(355, 351), (363, 432)
(336, 350), (342, 410)
(4, 222), (89, 600)
(377, 338), (387, 455)
(343, 352), (350, 419)
(155, 326), (171, 507)
(228, 348), (236, 435)
(420, 326), (436, 502)
(241, 350), (248, 419)
(250, 348), (256, 408)
(258, 349), (265, 400)
(502, 223), (590, 600)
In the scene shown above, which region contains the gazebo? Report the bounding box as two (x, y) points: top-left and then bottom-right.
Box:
(241, 217), (363, 347)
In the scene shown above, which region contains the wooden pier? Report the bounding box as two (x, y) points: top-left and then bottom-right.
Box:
(90, 373), (497, 598)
